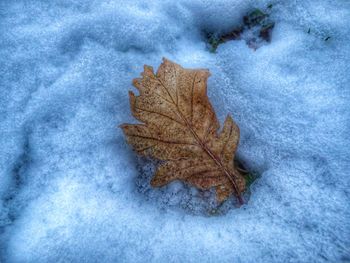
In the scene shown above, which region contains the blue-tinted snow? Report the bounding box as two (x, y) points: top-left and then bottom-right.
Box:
(0, 0), (350, 262)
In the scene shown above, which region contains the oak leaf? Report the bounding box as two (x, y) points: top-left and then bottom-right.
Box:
(121, 58), (245, 204)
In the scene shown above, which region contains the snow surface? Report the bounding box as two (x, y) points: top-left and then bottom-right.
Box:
(1, 0), (350, 262)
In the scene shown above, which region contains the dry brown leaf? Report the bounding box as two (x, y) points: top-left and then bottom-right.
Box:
(120, 58), (245, 204)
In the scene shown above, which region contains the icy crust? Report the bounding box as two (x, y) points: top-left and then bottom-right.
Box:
(1, 0), (350, 262)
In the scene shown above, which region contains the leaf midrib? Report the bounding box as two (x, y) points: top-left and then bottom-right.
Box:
(153, 73), (242, 203)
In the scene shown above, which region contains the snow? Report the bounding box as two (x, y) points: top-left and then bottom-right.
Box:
(1, 0), (350, 262)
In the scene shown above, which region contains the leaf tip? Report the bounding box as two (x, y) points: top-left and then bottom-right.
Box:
(132, 78), (141, 88)
(225, 114), (233, 122)
(150, 175), (163, 187)
(119, 123), (127, 130)
(143, 65), (154, 75)
(161, 57), (176, 67)
(225, 114), (240, 134)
